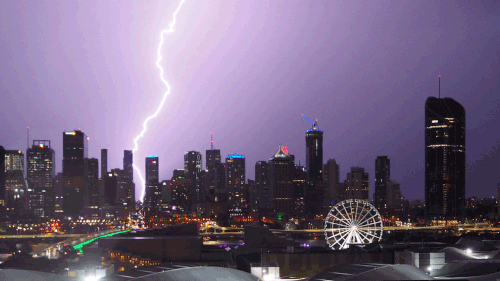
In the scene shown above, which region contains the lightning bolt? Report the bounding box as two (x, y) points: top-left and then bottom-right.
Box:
(132, 0), (186, 202)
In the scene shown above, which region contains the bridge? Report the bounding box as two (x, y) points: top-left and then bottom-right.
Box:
(198, 224), (498, 237)
(18, 229), (128, 259)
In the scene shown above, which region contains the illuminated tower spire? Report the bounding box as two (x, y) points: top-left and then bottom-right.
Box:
(211, 132), (214, 150)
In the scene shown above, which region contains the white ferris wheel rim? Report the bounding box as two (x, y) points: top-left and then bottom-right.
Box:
(324, 199), (383, 250)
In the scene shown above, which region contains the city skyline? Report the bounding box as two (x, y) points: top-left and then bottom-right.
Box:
(1, 1), (499, 201)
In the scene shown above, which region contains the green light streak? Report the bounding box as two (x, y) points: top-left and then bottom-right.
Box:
(72, 230), (130, 253)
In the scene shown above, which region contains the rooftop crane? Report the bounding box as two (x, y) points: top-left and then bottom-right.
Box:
(302, 114), (318, 130)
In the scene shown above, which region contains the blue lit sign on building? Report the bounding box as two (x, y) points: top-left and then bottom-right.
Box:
(227, 153), (244, 159)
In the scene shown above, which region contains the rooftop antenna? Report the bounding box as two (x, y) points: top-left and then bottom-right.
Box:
(438, 75), (441, 98)
(27, 126), (30, 150)
(210, 132), (214, 150)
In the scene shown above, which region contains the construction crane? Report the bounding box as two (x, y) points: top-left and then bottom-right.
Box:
(302, 114), (318, 130)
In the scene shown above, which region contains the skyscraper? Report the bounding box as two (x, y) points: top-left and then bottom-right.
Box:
(62, 130), (87, 216)
(5, 149), (25, 173)
(305, 127), (323, 216)
(425, 97), (466, 219)
(206, 147), (221, 196)
(144, 156), (159, 209)
(269, 146), (295, 214)
(123, 150), (133, 180)
(324, 159), (340, 211)
(184, 151), (202, 202)
(225, 153), (245, 210)
(345, 167), (369, 201)
(374, 156), (390, 215)
(84, 158), (99, 218)
(54, 172), (64, 216)
(206, 149), (221, 169)
(255, 161), (269, 210)
(103, 171), (117, 206)
(4, 150), (28, 212)
(27, 140), (55, 217)
(101, 149), (108, 179)
(122, 150), (135, 208)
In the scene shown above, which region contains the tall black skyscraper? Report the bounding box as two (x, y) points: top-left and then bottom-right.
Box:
(184, 151), (202, 202)
(101, 149), (107, 179)
(63, 130), (87, 217)
(269, 146), (295, 215)
(145, 156), (159, 209)
(123, 150), (135, 208)
(104, 171), (117, 206)
(324, 159), (340, 211)
(123, 150), (133, 180)
(425, 97), (466, 219)
(27, 140), (55, 217)
(206, 142), (221, 197)
(305, 126), (323, 216)
(374, 156), (390, 215)
(84, 158), (99, 218)
(255, 161), (270, 210)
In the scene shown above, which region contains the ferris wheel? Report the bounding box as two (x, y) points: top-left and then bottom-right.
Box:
(324, 199), (383, 250)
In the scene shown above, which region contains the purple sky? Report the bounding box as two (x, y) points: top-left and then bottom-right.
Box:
(1, 0), (499, 201)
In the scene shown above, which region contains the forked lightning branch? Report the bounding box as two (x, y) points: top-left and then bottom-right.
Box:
(132, 0), (186, 202)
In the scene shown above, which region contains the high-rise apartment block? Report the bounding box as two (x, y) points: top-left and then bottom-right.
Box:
(425, 97), (466, 219)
